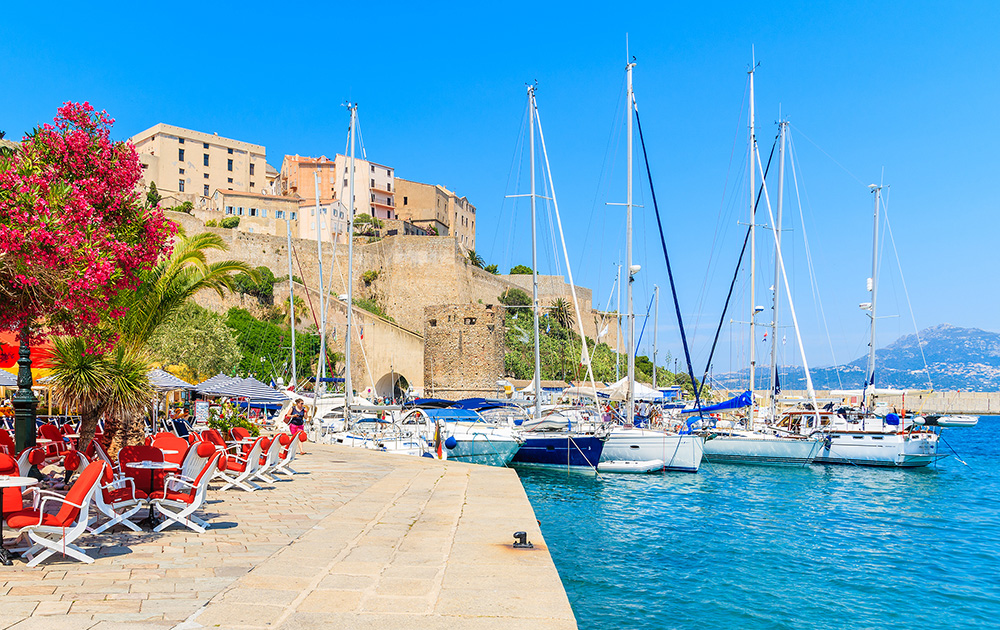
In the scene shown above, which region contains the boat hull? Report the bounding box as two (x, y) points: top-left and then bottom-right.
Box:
(444, 435), (521, 467)
(600, 428), (704, 473)
(813, 431), (942, 467)
(703, 433), (822, 467)
(511, 434), (606, 470)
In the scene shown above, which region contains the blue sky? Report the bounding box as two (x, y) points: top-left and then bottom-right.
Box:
(2, 1), (997, 376)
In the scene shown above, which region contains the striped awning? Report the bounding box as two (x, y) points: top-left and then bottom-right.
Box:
(0, 371), (16, 387)
(196, 375), (288, 403)
(148, 369), (196, 391)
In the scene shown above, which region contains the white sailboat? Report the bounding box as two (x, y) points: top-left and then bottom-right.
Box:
(702, 60), (822, 466)
(596, 52), (705, 474)
(812, 185), (946, 467)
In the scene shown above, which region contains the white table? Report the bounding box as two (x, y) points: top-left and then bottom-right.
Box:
(0, 476), (38, 565)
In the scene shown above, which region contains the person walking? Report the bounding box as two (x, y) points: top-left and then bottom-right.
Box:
(286, 399), (310, 454)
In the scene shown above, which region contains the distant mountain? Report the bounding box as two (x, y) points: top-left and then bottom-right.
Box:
(714, 324), (1000, 391)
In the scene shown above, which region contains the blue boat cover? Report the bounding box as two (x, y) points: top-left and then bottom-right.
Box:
(451, 398), (519, 411)
(680, 390), (752, 414)
(404, 398), (457, 409)
(412, 408), (482, 422)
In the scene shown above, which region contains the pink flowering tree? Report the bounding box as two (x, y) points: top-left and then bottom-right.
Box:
(0, 102), (173, 449)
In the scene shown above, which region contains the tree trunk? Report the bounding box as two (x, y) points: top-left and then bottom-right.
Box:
(76, 406), (100, 457)
(123, 413), (147, 448)
(104, 416), (124, 459)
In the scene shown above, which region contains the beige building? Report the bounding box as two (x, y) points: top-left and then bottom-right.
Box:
(197, 190), (301, 238)
(131, 123), (270, 205)
(395, 178), (476, 250)
(278, 154), (396, 244)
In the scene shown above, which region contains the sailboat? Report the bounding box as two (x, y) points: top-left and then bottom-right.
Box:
(505, 84), (608, 472)
(811, 185), (946, 467)
(701, 62), (822, 466)
(594, 53), (705, 474)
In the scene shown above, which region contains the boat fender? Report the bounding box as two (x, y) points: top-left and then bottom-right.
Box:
(421, 452), (433, 458)
(444, 436), (458, 450)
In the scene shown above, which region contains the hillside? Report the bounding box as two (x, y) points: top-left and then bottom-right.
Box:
(714, 324), (1000, 391)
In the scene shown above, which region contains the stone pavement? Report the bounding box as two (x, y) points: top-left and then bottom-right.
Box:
(0, 444), (577, 629)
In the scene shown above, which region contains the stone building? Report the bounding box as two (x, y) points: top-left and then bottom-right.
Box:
(197, 190), (301, 238)
(394, 178), (476, 249)
(424, 304), (504, 399)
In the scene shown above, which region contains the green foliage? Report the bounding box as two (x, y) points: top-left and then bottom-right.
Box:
(498, 287), (531, 308)
(484, 264), (499, 275)
(220, 216), (240, 229)
(275, 274), (305, 285)
(147, 302), (241, 380)
(353, 297), (393, 322)
(205, 219), (218, 227)
(549, 298), (574, 329)
(353, 213), (384, 235)
(361, 270), (379, 284)
(207, 402), (260, 437)
(233, 266), (277, 305)
(509, 264), (532, 275)
(147, 182), (162, 208)
(169, 201), (194, 214)
(225, 307), (321, 383)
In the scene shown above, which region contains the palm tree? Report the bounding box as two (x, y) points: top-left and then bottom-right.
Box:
(467, 249), (485, 269)
(549, 298), (574, 330)
(49, 338), (152, 457)
(278, 295), (308, 327)
(51, 231), (256, 452)
(116, 231), (257, 349)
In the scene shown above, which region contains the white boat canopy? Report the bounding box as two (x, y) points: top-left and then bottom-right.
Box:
(600, 377), (663, 402)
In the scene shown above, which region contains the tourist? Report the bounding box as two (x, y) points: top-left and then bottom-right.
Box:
(286, 399), (310, 454)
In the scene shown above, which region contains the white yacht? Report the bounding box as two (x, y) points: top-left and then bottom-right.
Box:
(399, 407), (522, 467)
(600, 426), (704, 473)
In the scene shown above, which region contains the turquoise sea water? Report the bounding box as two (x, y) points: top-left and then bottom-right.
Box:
(516, 417), (999, 630)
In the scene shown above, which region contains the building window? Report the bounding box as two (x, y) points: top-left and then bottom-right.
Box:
(343, 179), (348, 187)
(261, 209), (267, 218)
(178, 137), (184, 144)
(228, 159), (233, 171)
(464, 317), (477, 325)
(370, 179), (375, 187)
(387, 168), (392, 177)
(248, 227), (254, 233)
(276, 210), (285, 219)
(178, 179), (185, 192)
(238, 207), (244, 216)
(403, 196), (407, 206)
(228, 177), (233, 183)
(249, 164), (255, 176)
(370, 193), (375, 202)
(249, 208), (257, 217)
(179, 168), (185, 174)
(228, 148), (233, 154)
(226, 206), (234, 215)
(203, 173), (209, 179)
(387, 182), (391, 192)
(204, 154), (209, 166)
(203, 142), (209, 149)
(250, 182), (255, 188)
(178, 148), (185, 161)
(203, 184), (209, 196)
(370, 164), (375, 172)
(291, 212), (297, 220)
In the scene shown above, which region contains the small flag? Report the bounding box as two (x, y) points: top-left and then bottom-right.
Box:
(332, 326), (337, 341)
(359, 326), (364, 340)
(598, 324), (609, 339)
(782, 335), (786, 345)
(762, 331), (768, 343)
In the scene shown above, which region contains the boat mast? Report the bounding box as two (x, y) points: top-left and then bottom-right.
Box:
(865, 184), (881, 408)
(528, 85), (541, 422)
(653, 284), (659, 390)
(314, 170), (327, 394)
(286, 217), (297, 389)
(616, 261), (622, 382)
(626, 55), (636, 426)
(344, 103), (357, 421)
(769, 120), (787, 420)
(748, 53), (758, 418)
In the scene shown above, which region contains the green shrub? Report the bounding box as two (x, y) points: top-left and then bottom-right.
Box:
(509, 264), (532, 275)
(221, 216), (240, 229)
(205, 219), (218, 227)
(499, 287), (531, 307)
(361, 270), (379, 284)
(207, 402), (261, 437)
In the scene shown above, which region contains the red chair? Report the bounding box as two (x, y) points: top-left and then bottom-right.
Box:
(151, 433), (189, 468)
(15, 448), (46, 477)
(6, 460), (107, 567)
(273, 432), (306, 476)
(1, 453), (25, 514)
(150, 444), (222, 532)
(37, 423), (69, 460)
(217, 437), (266, 492)
(64, 451), (145, 534)
(0, 429), (15, 456)
(118, 445), (166, 497)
